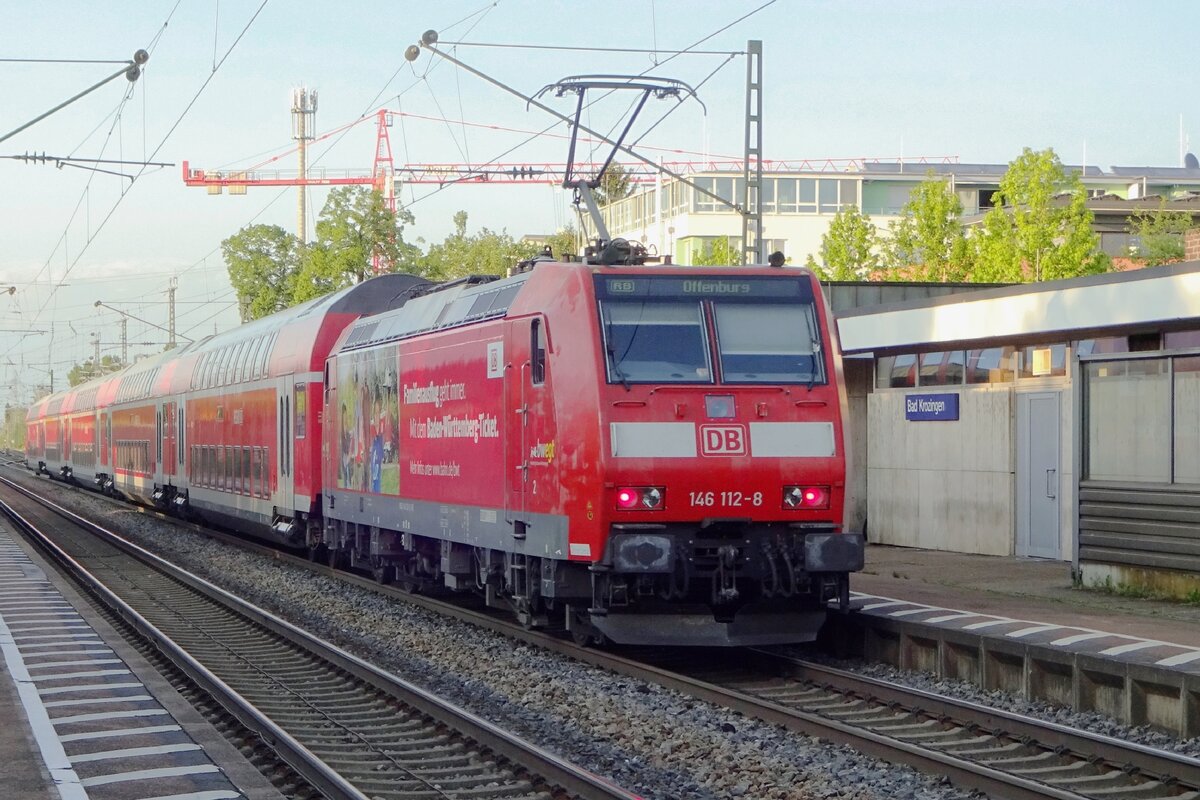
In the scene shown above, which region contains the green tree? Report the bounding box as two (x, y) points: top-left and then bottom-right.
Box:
(885, 172), (970, 281)
(971, 148), (1108, 282)
(418, 211), (535, 281)
(1131, 199), (1192, 266)
(3, 404), (27, 450)
(67, 355), (123, 387)
(594, 163), (634, 207)
(541, 225), (581, 260)
(222, 224), (300, 321)
(808, 206), (880, 280)
(689, 236), (743, 266)
(293, 187), (422, 303)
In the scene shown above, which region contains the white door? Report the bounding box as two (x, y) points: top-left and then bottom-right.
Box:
(1017, 392), (1060, 559)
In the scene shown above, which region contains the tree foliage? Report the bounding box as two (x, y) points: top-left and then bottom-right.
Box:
(689, 236), (743, 266)
(593, 163), (634, 207)
(67, 355), (123, 387)
(2, 404), (26, 450)
(223, 224), (300, 322)
(808, 205), (880, 280)
(418, 211), (535, 281)
(293, 187), (420, 303)
(541, 225), (581, 260)
(1131, 199), (1191, 266)
(971, 147), (1108, 282)
(885, 172), (970, 281)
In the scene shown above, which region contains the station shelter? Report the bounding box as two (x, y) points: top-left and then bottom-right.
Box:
(828, 261), (1200, 597)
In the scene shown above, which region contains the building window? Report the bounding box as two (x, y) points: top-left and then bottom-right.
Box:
(1165, 330), (1200, 350)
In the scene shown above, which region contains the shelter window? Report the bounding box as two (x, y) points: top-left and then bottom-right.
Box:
(965, 347), (1016, 384)
(714, 302), (824, 385)
(875, 354), (916, 388)
(1018, 344), (1067, 378)
(600, 300), (711, 384)
(918, 351), (964, 386)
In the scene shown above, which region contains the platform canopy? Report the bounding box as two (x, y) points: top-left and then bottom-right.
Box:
(835, 262), (1200, 355)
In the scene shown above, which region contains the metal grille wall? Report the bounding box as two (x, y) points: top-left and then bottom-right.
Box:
(1078, 483), (1200, 572)
(1079, 347), (1200, 575)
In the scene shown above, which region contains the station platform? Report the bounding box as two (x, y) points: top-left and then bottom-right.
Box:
(839, 545), (1200, 738)
(0, 522), (284, 800)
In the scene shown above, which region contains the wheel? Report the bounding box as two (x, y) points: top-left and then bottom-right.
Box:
(568, 609), (599, 647)
(326, 547), (347, 571)
(372, 561), (394, 585)
(307, 544), (327, 564)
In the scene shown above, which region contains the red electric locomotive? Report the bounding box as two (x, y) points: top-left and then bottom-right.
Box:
(320, 260), (863, 646)
(26, 261), (862, 646)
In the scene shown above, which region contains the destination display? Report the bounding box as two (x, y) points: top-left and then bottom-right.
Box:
(598, 276), (808, 300)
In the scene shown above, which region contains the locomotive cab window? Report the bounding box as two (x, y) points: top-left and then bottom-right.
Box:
(600, 301), (711, 384)
(714, 302), (825, 385)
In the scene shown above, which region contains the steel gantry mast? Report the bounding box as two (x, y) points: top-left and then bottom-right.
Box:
(742, 40), (763, 266)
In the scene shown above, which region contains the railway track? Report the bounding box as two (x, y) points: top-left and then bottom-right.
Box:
(0, 475), (639, 800)
(10, 468), (1200, 800)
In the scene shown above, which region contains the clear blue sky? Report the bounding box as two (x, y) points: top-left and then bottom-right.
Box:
(0, 0), (1195, 403)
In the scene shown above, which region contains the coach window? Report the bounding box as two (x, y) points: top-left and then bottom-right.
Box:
(241, 448), (251, 493)
(246, 337), (263, 380)
(234, 341), (249, 382)
(531, 321), (546, 385)
(295, 384), (307, 438)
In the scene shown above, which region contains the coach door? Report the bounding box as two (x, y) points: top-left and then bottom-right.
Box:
(277, 376), (295, 512)
(1017, 392), (1061, 559)
(504, 324), (530, 529)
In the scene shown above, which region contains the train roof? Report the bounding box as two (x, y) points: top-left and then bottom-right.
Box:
(336, 272), (528, 352)
(185, 273), (431, 357)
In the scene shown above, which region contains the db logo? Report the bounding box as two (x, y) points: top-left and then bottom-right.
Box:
(700, 424), (746, 456)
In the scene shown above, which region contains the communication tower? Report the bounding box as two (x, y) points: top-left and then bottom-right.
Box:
(291, 87), (318, 244)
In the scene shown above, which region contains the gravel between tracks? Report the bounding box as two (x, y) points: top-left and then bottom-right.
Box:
(23, 469), (1200, 791)
(9, 472), (997, 799)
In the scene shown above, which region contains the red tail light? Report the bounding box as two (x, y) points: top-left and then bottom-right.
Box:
(615, 486), (665, 510)
(783, 485), (830, 510)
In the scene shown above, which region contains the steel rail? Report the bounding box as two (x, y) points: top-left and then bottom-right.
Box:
(0, 474), (640, 800)
(748, 651), (1200, 792)
(9, 467), (1199, 800)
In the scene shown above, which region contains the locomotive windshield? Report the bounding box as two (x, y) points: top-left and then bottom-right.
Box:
(596, 275), (826, 386)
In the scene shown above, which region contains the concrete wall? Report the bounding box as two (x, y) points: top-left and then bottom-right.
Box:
(842, 358), (871, 534)
(867, 386), (1014, 556)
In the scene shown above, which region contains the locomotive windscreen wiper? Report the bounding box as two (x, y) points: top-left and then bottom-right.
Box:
(602, 307), (632, 391)
(804, 306), (821, 392)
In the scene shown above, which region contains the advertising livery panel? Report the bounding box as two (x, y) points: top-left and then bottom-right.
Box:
(336, 334), (505, 509)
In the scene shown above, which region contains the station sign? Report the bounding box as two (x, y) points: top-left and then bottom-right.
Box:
(905, 393), (959, 421)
